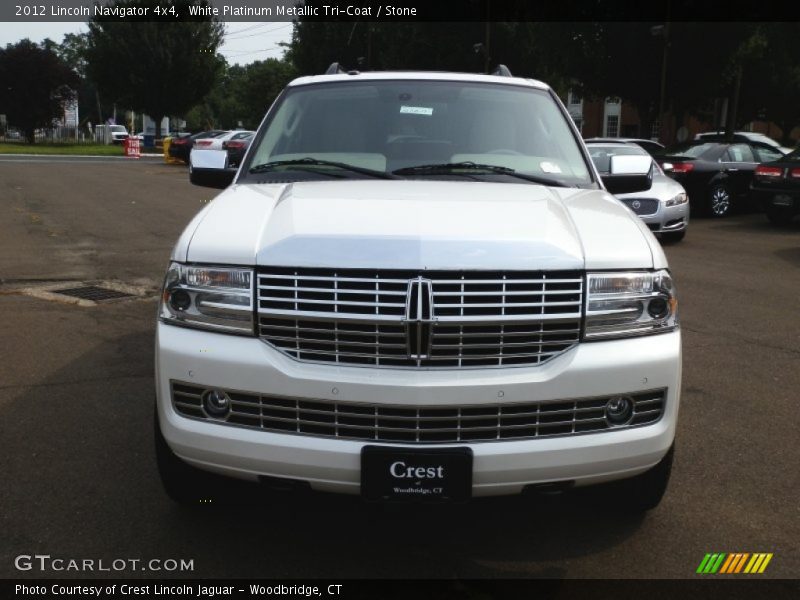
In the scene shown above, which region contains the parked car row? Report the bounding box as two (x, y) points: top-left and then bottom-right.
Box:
(654, 141), (783, 217)
(584, 133), (798, 226)
(169, 129), (255, 165)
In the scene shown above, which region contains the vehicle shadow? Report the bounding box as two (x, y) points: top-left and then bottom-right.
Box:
(167, 482), (645, 578)
(773, 246), (800, 268)
(710, 213), (799, 233)
(3, 329), (646, 580)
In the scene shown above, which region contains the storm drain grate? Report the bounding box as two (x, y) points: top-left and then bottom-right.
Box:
(52, 286), (135, 302)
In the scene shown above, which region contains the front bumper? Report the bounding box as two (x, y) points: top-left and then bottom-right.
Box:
(156, 323), (682, 497)
(640, 202), (690, 234)
(751, 187), (800, 212)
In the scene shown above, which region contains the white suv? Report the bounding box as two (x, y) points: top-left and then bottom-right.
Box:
(155, 67), (681, 510)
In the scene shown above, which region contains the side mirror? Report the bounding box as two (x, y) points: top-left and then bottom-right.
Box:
(189, 149), (236, 189)
(601, 154), (653, 194)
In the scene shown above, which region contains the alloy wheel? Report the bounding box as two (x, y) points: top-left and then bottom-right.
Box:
(710, 186), (731, 217)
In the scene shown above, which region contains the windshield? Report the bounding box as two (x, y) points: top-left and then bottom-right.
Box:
(243, 80), (592, 186)
(586, 144), (648, 173)
(110, 126), (126, 132)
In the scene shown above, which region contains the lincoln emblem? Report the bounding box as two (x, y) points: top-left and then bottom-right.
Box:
(404, 277), (435, 360)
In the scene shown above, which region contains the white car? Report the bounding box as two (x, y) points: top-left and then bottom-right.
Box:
(587, 141), (690, 242)
(94, 124), (129, 144)
(193, 130), (255, 151)
(156, 67), (681, 511)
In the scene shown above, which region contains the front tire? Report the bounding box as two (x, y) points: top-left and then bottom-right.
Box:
(154, 407), (220, 506)
(707, 184), (732, 217)
(601, 445), (674, 512)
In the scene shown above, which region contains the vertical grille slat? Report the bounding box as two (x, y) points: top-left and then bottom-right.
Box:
(257, 268), (583, 369)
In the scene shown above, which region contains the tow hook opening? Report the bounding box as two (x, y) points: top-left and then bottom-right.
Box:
(522, 481), (576, 496)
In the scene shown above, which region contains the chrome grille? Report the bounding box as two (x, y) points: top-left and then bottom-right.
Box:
(620, 198), (659, 216)
(172, 382), (666, 443)
(257, 268), (583, 368)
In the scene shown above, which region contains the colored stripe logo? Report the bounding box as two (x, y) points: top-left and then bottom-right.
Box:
(696, 553), (773, 574)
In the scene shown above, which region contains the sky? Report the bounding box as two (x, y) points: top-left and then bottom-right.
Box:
(0, 21), (292, 65)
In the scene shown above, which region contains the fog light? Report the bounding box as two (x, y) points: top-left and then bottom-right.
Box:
(203, 389), (231, 418)
(169, 289), (192, 311)
(647, 297), (669, 319)
(605, 396), (634, 426)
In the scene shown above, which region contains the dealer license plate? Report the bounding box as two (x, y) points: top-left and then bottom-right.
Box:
(361, 446), (472, 502)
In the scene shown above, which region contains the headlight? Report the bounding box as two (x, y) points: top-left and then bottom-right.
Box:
(584, 270), (678, 340)
(159, 262), (254, 334)
(665, 192), (688, 206)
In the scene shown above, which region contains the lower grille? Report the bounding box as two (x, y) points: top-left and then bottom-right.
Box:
(171, 382), (666, 444)
(620, 198), (659, 216)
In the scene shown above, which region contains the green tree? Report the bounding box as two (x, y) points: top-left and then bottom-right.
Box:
(56, 32), (91, 78)
(85, 0), (224, 137)
(49, 32), (105, 128)
(196, 62), (248, 129)
(287, 22), (506, 75)
(0, 39), (79, 143)
(237, 59), (297, 127)
(735, 23), (800, 144)
(185, 58), (296, 130)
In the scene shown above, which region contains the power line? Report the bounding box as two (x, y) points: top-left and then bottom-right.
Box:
(220, 45), (284, 56)
(224, 23), (272, 36)
(225, 23), (291, 41)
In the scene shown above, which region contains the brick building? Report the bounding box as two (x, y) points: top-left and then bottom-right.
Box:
(563, 90), (799, 147)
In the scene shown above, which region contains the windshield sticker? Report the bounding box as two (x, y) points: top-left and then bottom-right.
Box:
(540, 161), (563, 174)
(400, 105), (433, 116)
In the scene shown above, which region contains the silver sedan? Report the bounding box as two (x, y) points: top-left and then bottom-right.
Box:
(587, 141), (690, 242)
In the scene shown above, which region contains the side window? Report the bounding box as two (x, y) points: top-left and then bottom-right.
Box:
(754, 145), (783, 163)
(725, 143), (755, 163)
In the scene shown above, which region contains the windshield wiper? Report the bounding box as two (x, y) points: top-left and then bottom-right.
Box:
(393, 161), (573, 187)
(249, 157), (396, 179)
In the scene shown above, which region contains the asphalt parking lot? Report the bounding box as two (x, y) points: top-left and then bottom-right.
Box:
(0, 157), (798, 580)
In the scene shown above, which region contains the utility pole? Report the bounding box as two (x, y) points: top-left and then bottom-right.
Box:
(725, 64), (743, 141)
(657, 21), (670, 142)
(484, 21), (491, 74)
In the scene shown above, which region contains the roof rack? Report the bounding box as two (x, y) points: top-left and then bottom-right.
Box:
(324, 62), (361, 76)
(325, 62), (346, 75)
(491, 64), (513, 77)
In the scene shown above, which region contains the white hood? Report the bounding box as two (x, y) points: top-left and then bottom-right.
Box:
(176, 180), (655, 271)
